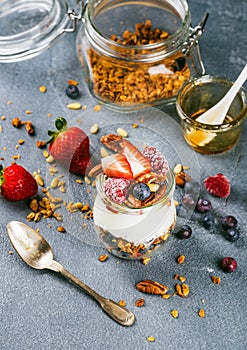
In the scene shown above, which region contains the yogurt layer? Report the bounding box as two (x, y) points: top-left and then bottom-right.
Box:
(94, 195), (176, 244)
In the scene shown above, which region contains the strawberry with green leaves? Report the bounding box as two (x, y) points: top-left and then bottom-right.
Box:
(47, 117), (92, 176)
(0, 164), (38, 201)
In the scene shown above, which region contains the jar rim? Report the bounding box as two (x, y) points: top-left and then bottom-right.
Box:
(0, 0), (70, 62)
(176, 75), (247, 129)
(96, 169), (175, 215)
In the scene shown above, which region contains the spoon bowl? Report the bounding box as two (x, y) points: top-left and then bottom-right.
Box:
(7, 221), (136, 327)
(7, 221), (53, 269)
(195, 64), (247, 125)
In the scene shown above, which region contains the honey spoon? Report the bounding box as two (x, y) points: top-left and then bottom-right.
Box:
(7, 221), (136, 327)
(196, 63), (247, 125)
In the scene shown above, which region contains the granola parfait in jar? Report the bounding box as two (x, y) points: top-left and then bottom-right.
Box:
(77, 0), (207, 110)
(90, 134), (176, 259)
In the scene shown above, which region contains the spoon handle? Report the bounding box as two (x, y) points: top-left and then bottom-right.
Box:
(49, 260), (136, 326)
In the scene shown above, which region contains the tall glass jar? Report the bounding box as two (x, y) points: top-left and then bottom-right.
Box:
(77, 0), (207, 110)
(0, 1), (207, 111)
(94, 170), (176, 259)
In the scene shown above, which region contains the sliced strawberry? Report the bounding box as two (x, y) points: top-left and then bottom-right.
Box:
(120, 139), (151, 178)
(204, 173), (231, 198)
(101, 153), (133, 179)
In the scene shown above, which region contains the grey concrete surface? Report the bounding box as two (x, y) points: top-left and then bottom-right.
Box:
(0, 1), (246, 349)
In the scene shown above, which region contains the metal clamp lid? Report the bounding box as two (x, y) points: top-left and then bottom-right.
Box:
(182, 13), (209, 75)
(64, 0), (86, 33)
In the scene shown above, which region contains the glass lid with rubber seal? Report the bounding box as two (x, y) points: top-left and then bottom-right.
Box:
(0, 0), (85, 63)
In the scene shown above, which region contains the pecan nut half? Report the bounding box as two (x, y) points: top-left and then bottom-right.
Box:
(135, 280), (168, 295)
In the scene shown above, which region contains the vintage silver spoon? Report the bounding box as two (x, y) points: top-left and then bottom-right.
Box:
(7, 221), (136, 327)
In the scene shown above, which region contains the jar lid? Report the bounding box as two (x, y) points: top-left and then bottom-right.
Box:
(0, 0), (72, 62)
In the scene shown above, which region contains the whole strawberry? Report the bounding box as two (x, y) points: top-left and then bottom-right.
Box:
(47, 117), (92, 176)
(0, 164), (38, 201)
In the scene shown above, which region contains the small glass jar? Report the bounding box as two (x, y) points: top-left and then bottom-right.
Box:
(176, 75), (247, 154)
(93, 171), (176, 259)
(77, 0), (207, 110)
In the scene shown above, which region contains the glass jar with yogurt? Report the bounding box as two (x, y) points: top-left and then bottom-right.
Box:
(94, 169), (176, 259)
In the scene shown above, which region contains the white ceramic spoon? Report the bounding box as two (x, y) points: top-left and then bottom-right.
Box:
(196, 63), (247, 125)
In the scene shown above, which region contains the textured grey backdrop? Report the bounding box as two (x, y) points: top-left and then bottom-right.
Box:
(0, 0), (246, 349)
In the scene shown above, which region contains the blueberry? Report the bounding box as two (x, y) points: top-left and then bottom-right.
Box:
(196, 198), (212, 213)
(176, 204), (182, 216)
(221, 257), (237, 272)
(176, 225), (192, 239)
(184, 180), (200, 196)
(173, 57), (186, 72)
(225, 227), (240, 242)
(120, 251), (130, 258)
(222, 215), (238, 230)
(182, 193), (195, 209)
(203, 213), (215, 230)
(66, 84), (80, 99)
(132, 183), (151, 201)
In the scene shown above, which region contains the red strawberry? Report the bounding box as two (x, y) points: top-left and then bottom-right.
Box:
(120, 139), (151, 178)
(0, 164), (38, 201)
(204, 173), (231, 198)
(47, 117), (92, 176)
(101, 153), (133, 179)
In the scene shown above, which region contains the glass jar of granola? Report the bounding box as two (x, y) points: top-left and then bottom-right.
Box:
(93, 169), (176, 260)
(77, 0), (208, 110)
(0, 0), (207, 111)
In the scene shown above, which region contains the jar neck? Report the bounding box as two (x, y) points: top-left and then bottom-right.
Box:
(84, 0), (191, 62)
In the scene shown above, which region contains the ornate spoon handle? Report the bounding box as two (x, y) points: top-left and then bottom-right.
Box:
(49, 260), (136, 326)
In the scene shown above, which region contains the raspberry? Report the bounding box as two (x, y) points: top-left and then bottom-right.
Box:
(142, 146), (169, 175)
(204, 173), (230, 198)
(103, 177), (130, 204)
